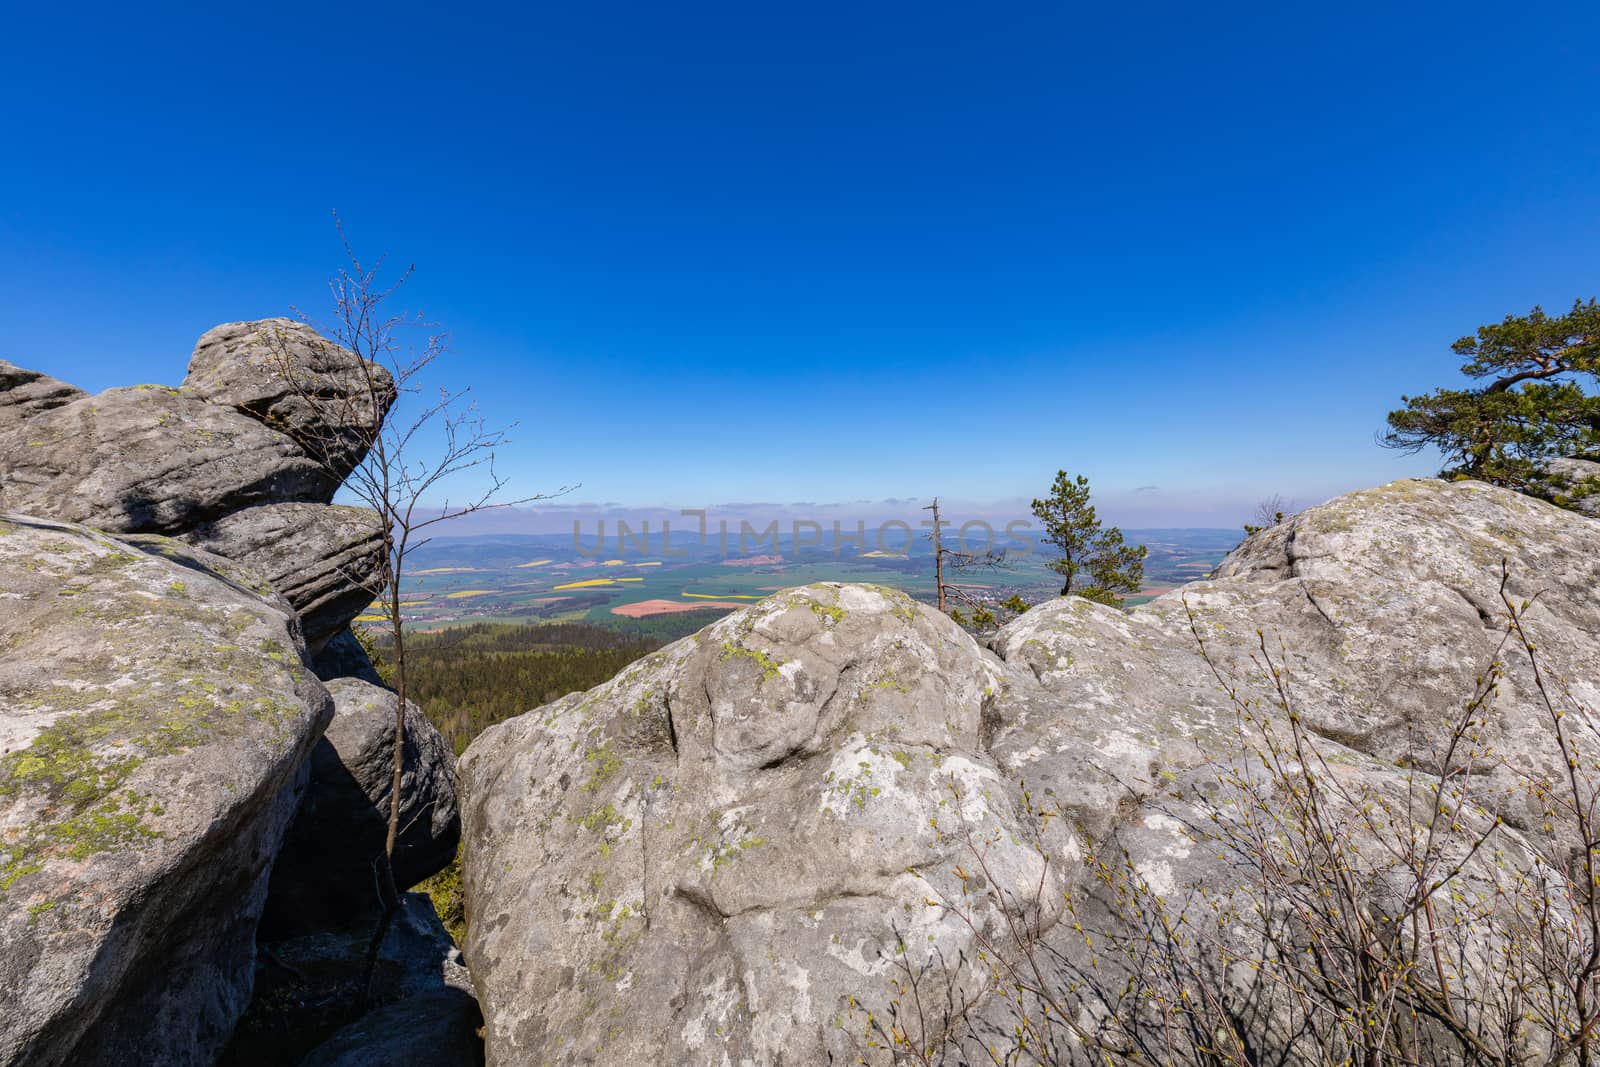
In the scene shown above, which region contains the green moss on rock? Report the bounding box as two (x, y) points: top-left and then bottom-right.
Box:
(719, 641), (783, 683)
(808, 599), (845, 625)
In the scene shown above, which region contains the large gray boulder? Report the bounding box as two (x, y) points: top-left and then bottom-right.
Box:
(0, 361), (84, 432)
(182, 319), (395, 482)
(0, 325), (393, 648)
(0, 515), (332, 1067)
(0, 385), (337, 532)
(458, 583), (1065, 1065)
(458, 479), (1600, 1066)
(179, 502), (385, 653)
(261, 677), (459, 940)
(989, 478), (1600, 834)
(958, 478), (1600, 1060)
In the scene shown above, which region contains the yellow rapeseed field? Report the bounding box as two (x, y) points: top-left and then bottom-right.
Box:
(554, 578), (617, 591)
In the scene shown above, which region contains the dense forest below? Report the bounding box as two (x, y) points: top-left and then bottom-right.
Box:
(369, 611), (729, 754)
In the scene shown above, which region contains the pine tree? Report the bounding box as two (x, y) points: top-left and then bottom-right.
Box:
(1030, 470), (1146, 606)
(1382, 300), (1600, 506)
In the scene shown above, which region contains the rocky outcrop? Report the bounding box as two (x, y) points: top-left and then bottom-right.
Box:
(0, 515), (333, 1067)
(457, 479), (1600, 1065)
(0, 385), (338, 532)
(0, 335), (475, 1065)
(0, 323), (388, 652)
(0, 362), (83, 431)
(179, 503), (385, 652)
(986, 478), (1600, 837)
(182, 319), (396, 483)
(962, 478), (1600, 1060)
(458, 582), (1057, 1064)
(261, 678), (459, 940)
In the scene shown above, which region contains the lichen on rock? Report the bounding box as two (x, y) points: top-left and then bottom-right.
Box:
(457, 480), (1600, 1066)
(0, 515), (332, 1067)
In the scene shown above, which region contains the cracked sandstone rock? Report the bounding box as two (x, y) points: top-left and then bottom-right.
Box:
(458, 583), (1068, 1065)
(459, 479), (1600, 1065)
(0, 515), (332, 1067)
(182, 318), (396, 484)
(0, 326), (390, 652)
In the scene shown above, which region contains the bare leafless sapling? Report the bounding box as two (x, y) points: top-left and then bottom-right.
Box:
(923, 497), (1012, 628)
(1242, 493), (1294, 536)
(269, 214), (572, 990)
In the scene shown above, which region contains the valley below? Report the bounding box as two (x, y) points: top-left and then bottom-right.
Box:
(376, 525), (1241, 633)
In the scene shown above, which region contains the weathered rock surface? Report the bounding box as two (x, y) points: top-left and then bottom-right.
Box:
(182, 319), (395, 482)
(459, 479), (1600, 1065)
(962, 478), (1600, 1059)
(458, 583), (1066, 1064)
(988, 479), (1600, 834)
(0, 385), (338, 532)
(0, 335), (464, 1065)
(261, 677), (459, 940)
(179, 502), (384, 653)
(0, 362), (84, 432)
(0, 323), (392, 656)
(0, 515), (332, 1067)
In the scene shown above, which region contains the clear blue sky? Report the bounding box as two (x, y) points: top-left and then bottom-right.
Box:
(3, 2), (1597, 525)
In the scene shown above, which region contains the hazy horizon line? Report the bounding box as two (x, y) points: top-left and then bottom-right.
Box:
(384, 479), (1382, 537)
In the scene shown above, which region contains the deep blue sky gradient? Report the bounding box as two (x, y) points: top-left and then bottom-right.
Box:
(3, 2), (1597, 524)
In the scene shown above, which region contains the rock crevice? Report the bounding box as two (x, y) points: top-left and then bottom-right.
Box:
(0, 327), (467, 1066)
